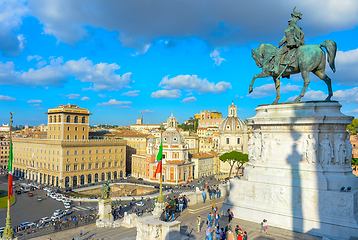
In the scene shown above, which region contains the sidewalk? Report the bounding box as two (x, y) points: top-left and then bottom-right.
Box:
(31, 196), (323, 240)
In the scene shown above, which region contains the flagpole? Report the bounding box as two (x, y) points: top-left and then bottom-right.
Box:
(4, 113), (14, 239)
(158, 127), (164, 203)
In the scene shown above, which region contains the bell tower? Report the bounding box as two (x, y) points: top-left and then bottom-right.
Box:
(228, 101), (237, 117)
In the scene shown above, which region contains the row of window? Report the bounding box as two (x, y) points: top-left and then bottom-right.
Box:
(65, 161), (123, 171)
(66, 155), (123, 162)
(66, 148), (123, 155)
(49, 134), (86, 140)
(49, 126), (86, 131)
(49, 115), (86, 123)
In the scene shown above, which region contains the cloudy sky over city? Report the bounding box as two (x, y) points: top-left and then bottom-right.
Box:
(0, 0), (358, 126)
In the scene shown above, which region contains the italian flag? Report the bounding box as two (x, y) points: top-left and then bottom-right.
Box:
(154, 140), (163, 177)
(8, 139), (13, 197)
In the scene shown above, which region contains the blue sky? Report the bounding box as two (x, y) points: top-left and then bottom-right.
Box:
(0, 0), (358, 127)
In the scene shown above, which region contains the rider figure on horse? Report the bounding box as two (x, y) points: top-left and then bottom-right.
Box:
(270, 7), (305, 76)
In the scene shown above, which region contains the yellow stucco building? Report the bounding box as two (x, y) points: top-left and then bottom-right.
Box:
(13, 104), (126, 188)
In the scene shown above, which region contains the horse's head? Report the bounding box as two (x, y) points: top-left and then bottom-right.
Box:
(251, 46), (263, 68)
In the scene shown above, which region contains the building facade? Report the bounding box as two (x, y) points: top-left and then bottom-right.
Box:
(132, 113), (194, 184)
(0, 136), (9, 169)
(12, 104), (126, 188)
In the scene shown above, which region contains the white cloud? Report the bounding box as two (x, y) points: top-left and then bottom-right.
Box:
(98, 94), (107, 98)
(140, 110), (154, 113)
(97, 99), (132, 106)
(334, 48), (358, 86)
(81, 96), (90, 101)
(31, 104), (40, 107)
(346, 108), (358, 114)
(210, 50), (226, 66)
(247, 83), (275, 98)
(151, 89), (181, 99)
(27, 55), (42, 61)
(27, 1), (358, 51)
(181, 97), (197, 103)
(159, 75), (231, 94)
(65, 94), (80, 99)
(281, 84), (300, 93)
(0, 95), (16, 101)
(332, 87), (358, 103)
(36, 60), (47, 68)
(122, 90), (140, 97)
(0, 57), (132, 91)
(0, 0), (29, 56)
(27, 99), (43, 103)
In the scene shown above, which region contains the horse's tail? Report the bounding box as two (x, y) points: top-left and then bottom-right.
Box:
(319, 40), (337, 73)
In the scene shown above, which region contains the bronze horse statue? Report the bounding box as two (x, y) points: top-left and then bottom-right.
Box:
(249, 40), (337, 104)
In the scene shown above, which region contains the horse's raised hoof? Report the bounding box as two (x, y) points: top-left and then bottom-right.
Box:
(249, 87), (253, 94)
(293, 97), (301, 103)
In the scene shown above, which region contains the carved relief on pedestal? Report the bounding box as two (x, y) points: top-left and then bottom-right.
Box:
(252, 132), (261, 161)
(320, 134), (333, 165)
(320, 192), (353, 218)
(334, 133), (347, 165)
(248, 133), (254, 161)
(345, 134), (353, 165)
(261, 133), (271, 162)
(303, 134), (317, 164)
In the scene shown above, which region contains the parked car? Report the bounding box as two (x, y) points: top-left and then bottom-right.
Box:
(138, 178), (143, 181)
(135, 201), (144, 207)
(64, 203), (71, 209)
(37, 196), (42, 201)
(28, 192), (34, 197)
(40, 217), (51, 223)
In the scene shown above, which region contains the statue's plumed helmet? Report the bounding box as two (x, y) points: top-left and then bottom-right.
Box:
(291, 7), (302, 19)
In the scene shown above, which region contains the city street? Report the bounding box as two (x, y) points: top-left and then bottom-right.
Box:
(0, 174), (225, 229)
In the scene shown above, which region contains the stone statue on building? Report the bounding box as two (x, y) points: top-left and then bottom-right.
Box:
(334, 133), (346, 164)
(261, 133), (271, 162)
(320, 134), (334, 164)
(303, 134), (317, 164)
(101, 181), (111, 199)
(345, 134), (353, 165)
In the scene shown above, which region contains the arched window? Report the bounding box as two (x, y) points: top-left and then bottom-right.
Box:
(87, 174), (92, 183)
(101, 172), (105, 181)
(66, 116), (70, 123)
(53, 116), (57, 123)
(95, 173), (99, 182)
(49, 116), (52, 123)
(58, 115), (61, 122)
(80, 175), (85, 185)
(107, 172), (111, 180)
(65, 176), (70, 187)
(74, 116), (78, 123)
(226, 138), (229, 144)
(82, 117), (85, 123)
(73, 176), (77, 186)
(120, 170), (123, 178)
(113, 171), (117, 179)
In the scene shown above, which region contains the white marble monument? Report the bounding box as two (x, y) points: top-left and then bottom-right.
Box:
(222, 102), (358, 240)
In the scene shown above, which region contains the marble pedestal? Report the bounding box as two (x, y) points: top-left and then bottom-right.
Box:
(222, 102), (358, 240)
(152, 201), (166, 216)
(96, 198), (121, 228)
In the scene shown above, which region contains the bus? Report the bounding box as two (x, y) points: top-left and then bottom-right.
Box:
(19, 183), (30, 192)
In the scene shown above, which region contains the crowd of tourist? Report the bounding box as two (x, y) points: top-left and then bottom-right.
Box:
(163, 195), (189, 221)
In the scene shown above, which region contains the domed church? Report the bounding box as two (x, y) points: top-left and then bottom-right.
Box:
(146, 113), (194, 184)
(217, 101), (249, 172)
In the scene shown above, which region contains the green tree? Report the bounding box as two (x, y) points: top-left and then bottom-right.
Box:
(347, 119), (358, 135)
(351, 158), (358, 171)
(219, 151), (249, 180)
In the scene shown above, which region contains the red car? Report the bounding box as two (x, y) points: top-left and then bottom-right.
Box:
(28, 192), (34, 197)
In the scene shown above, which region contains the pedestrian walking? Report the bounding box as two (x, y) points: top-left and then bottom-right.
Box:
(206, 226), (212, 240)
(242, 231), (247, 240)
(215, 226), (222, 240)
(227, 209), (233, 222)
(207, 212), (213, 227)
(214, 211), (220, 227)
(263, 219), (268, 233)
(260, 219), (268, 233)
(197, 216), (201, 233)
(202, 190), (206, 203)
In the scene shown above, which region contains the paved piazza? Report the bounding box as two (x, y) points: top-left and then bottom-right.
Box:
(31, 197), (323, 240)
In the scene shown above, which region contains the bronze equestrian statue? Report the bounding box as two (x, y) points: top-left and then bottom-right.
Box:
(249, 8), (337, 104)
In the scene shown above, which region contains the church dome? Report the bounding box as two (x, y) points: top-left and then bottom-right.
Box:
(162, 112), (185, 145)
(219, 117), (245, 132)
